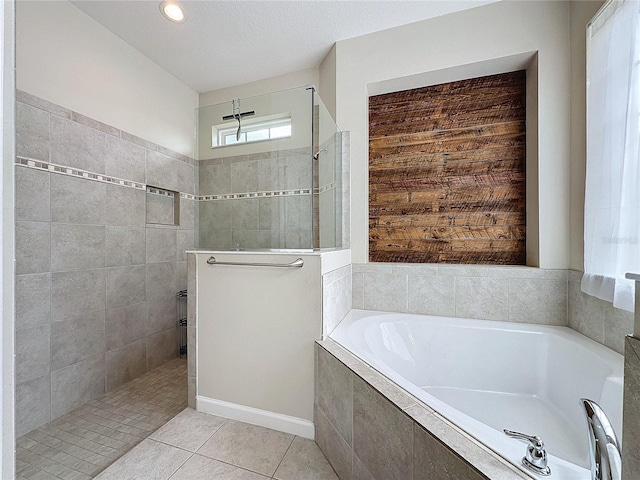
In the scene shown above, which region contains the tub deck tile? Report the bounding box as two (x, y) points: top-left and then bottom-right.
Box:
(315, 340), (532, 480)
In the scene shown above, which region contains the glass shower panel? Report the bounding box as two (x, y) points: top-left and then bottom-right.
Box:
(314, 91), (342, 249)
(196, 87), (314, 250)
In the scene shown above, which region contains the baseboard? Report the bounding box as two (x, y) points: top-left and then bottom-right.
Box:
(196, 395), (315, 439)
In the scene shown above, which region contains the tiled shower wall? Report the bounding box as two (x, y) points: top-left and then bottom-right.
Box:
(14, 91), (195, 436)
(198, 149), (313, 250)
(350, 263), (634, 355)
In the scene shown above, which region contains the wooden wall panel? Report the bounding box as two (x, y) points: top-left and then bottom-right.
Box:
(369, 71), (526, 264)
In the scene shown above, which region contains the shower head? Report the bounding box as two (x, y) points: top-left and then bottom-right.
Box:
(222, 99), (255, 140)
(221, 111), (255, 121)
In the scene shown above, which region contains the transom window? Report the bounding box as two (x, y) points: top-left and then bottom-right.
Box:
(212, 115), (292, 148)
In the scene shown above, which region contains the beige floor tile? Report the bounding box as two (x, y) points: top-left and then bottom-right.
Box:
(94, 439), (191, 480)
(196, 420), (294, 477)
(168, 454), (269, 480)
(274, 437), (339, 480)
(150, 408), (226, 452)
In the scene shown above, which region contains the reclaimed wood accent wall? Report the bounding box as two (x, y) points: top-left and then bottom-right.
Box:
(369, 71), (527, 264)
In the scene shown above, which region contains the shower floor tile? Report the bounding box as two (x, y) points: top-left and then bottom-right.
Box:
(16, 357), (187, 480)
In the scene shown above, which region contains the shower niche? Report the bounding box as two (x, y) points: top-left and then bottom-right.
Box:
(196, 86), (343, 250)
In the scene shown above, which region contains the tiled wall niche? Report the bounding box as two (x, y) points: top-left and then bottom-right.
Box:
(350, 263), (634, 355)
(15, 91), (196, 436)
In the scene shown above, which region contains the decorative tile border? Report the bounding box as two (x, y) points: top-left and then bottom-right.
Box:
(16, 156), (146, 190)
(316, 182), (337, 194)
(195, 183), (337, 202)
(197, 188), (312, 202)
(17, 155), (336, 203)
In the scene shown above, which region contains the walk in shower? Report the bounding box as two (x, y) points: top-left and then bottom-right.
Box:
(196, 86), (342, 250)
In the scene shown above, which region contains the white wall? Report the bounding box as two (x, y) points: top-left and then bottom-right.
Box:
(335, 1), (572, 268)
(195, 252), (323, 435)
(16, 1), (198, 157)
(199, 67), (318, 108)
(1, 1), (15, 477)
(319, 45), (336, 121)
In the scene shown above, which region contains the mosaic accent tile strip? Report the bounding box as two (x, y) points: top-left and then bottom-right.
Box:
(17, 156), (334, 203)
(16, 157), (146, 191)
(195, 183), (336, 202)
(197, 188), (312, 202)
(316, 182), (337, 194)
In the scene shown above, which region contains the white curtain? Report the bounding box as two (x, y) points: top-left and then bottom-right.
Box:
(582, 0), (640, 313)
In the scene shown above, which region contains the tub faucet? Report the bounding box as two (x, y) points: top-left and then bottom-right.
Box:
(580, 398), (621, 480)
(503, 429), (551, 476)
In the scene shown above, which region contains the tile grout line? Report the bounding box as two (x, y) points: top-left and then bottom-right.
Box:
(24, 430), (112, 465)
(270, 435), (296, 479)
(17, 359), (187, 480)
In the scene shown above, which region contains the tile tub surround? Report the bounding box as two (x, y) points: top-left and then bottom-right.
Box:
(322, 264), (352, 338)
(623, 335), (640, 480)
(352, 263), (569, 325)
(350, 263), (635, 355)
(96, 408), (338, 480)
(15, 91), (196, 435)
(568, 270), (634, 355)
(314, 340), (529, 480)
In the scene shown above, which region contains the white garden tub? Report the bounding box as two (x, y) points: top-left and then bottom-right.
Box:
(329, 309), (624, 479)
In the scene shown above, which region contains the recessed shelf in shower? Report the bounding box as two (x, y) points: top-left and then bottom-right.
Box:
(145, 185), (180, 226)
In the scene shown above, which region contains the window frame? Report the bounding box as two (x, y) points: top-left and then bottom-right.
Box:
(211, 115), (292, 148)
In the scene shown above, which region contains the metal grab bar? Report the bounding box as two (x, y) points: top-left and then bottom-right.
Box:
(206, 256), (304, 268)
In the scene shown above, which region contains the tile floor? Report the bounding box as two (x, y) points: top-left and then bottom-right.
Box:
(17, 354), (338, 480)
(16, 357), (188, 480)
(95, 408), (338, 480)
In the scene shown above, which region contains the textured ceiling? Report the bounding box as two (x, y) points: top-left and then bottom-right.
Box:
(71, 0), (496, 94)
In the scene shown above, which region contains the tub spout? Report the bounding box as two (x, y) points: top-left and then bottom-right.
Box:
(580, 398), (621, 480)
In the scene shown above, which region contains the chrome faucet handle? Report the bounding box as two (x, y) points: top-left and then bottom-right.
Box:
(504, 429), (552, 476)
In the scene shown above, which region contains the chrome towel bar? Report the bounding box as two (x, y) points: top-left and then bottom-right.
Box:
(206, 256), (304, 268)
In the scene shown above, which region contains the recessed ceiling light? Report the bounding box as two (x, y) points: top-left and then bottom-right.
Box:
(160, 1), (185, 23)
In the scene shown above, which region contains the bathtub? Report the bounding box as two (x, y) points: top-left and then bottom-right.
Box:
(329, 309), (624, 479)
